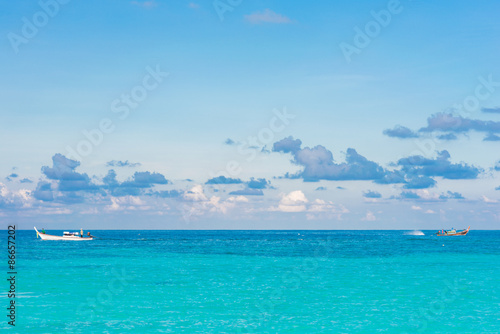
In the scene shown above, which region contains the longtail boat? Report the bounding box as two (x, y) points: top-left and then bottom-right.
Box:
(436, 226), (470, 236)
(34, 227), (94, 241)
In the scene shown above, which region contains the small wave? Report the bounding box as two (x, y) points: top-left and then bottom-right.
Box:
(404, 230), (425, 236)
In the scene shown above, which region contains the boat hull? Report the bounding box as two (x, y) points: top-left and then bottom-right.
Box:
(34, 227), (94, 241)
(436, 226), (470, 236)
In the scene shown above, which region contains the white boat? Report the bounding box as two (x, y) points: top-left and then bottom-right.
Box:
(34, 227), (94, 241)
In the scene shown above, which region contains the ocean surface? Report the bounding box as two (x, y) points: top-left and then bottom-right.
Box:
(2, 230), (500, 333)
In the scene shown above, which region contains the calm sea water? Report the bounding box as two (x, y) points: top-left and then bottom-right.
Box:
(2, 230), (500, 333)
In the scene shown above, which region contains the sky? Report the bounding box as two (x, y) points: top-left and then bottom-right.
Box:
(1, 0), (500, 229)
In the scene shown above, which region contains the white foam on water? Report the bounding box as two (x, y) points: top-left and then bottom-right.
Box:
(404, 230), (425, 236)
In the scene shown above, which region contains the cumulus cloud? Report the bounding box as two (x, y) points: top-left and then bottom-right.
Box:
(383, 125), (419, 139)
(34, 154), (103, 204)
(295, 146), (385, 181)
(33, 154), (171, 204)
(277, 190), (308, 212)
(205, 176), (269, 195)
(274, 137), (479, 189)
(363, 190), (382, 198)
(362, 211), (376, 221)
(420, 112), (500, 133)
(439, 191), (465, 200)
(483, 133), (500, 141)
(273, 136), (302, 154)
(396, 150), (479, 180)
(130, 171), (169, 186)
(105, 196), (150, 212)
(106, 160), (141, 168)
(374, 170), (406, 185)
(481, 107), (500, 113)
(397, 189), (464, 202)
(415, 190), (440, 201)
(183, 184), (208, 202)
(271, 190), (348, 218)
(0, 183), (32, 209)
(41, 154), (98, 192)
(181, 185), (250, 217)
(55, 192), (85, 204)
(394, 189), (447, 202)
(206, 176), (243, 185)
(274, 137), (390, 183)
(5, 173), (18, 182)
(104, 169), (169, 197)
(397, 191), (422, 200)
(437, 133), (458, 141)
(33, 182), (54, 202)
(275, 140), (390, 182)
(246, 178), (270, 189)
(309, 199), (348, 214)
(404, 175), (437, 189)
(244, 9), (292, 24)
(481, 195), (498, 203)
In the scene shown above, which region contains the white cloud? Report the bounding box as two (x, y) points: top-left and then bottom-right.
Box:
(278, 190), (308, 212)
(309, 199), (348, 213)
(244, 9), (292, 24)
(482, 195), (498, 203)
(0, 182), (33, 209)
(227, 196), (249, 203)
(415, 189), (440, 201)
(271, 191), (348, 220)
(181, 185), (249, 217)
(0, 183), (9, 197)
(184, 185), (208, 202)
(362, 211), (376, 221)
(412, 206), (437, 214)
(105, 196), (149, 212)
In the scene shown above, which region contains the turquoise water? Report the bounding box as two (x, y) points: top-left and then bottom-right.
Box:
(2, 230), (500, 333)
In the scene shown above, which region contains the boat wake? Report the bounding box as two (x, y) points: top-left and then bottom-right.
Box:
(404, 230), (425, 236)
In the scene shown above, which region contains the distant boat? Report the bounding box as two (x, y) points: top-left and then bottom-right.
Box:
(34, 227), (94, 241)
(436, 226), (470, 236)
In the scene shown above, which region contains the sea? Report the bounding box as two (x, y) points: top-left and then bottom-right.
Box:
(2, 230), (499, 333)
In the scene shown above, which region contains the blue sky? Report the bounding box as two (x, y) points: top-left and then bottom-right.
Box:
(1, 0), (500, 229)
